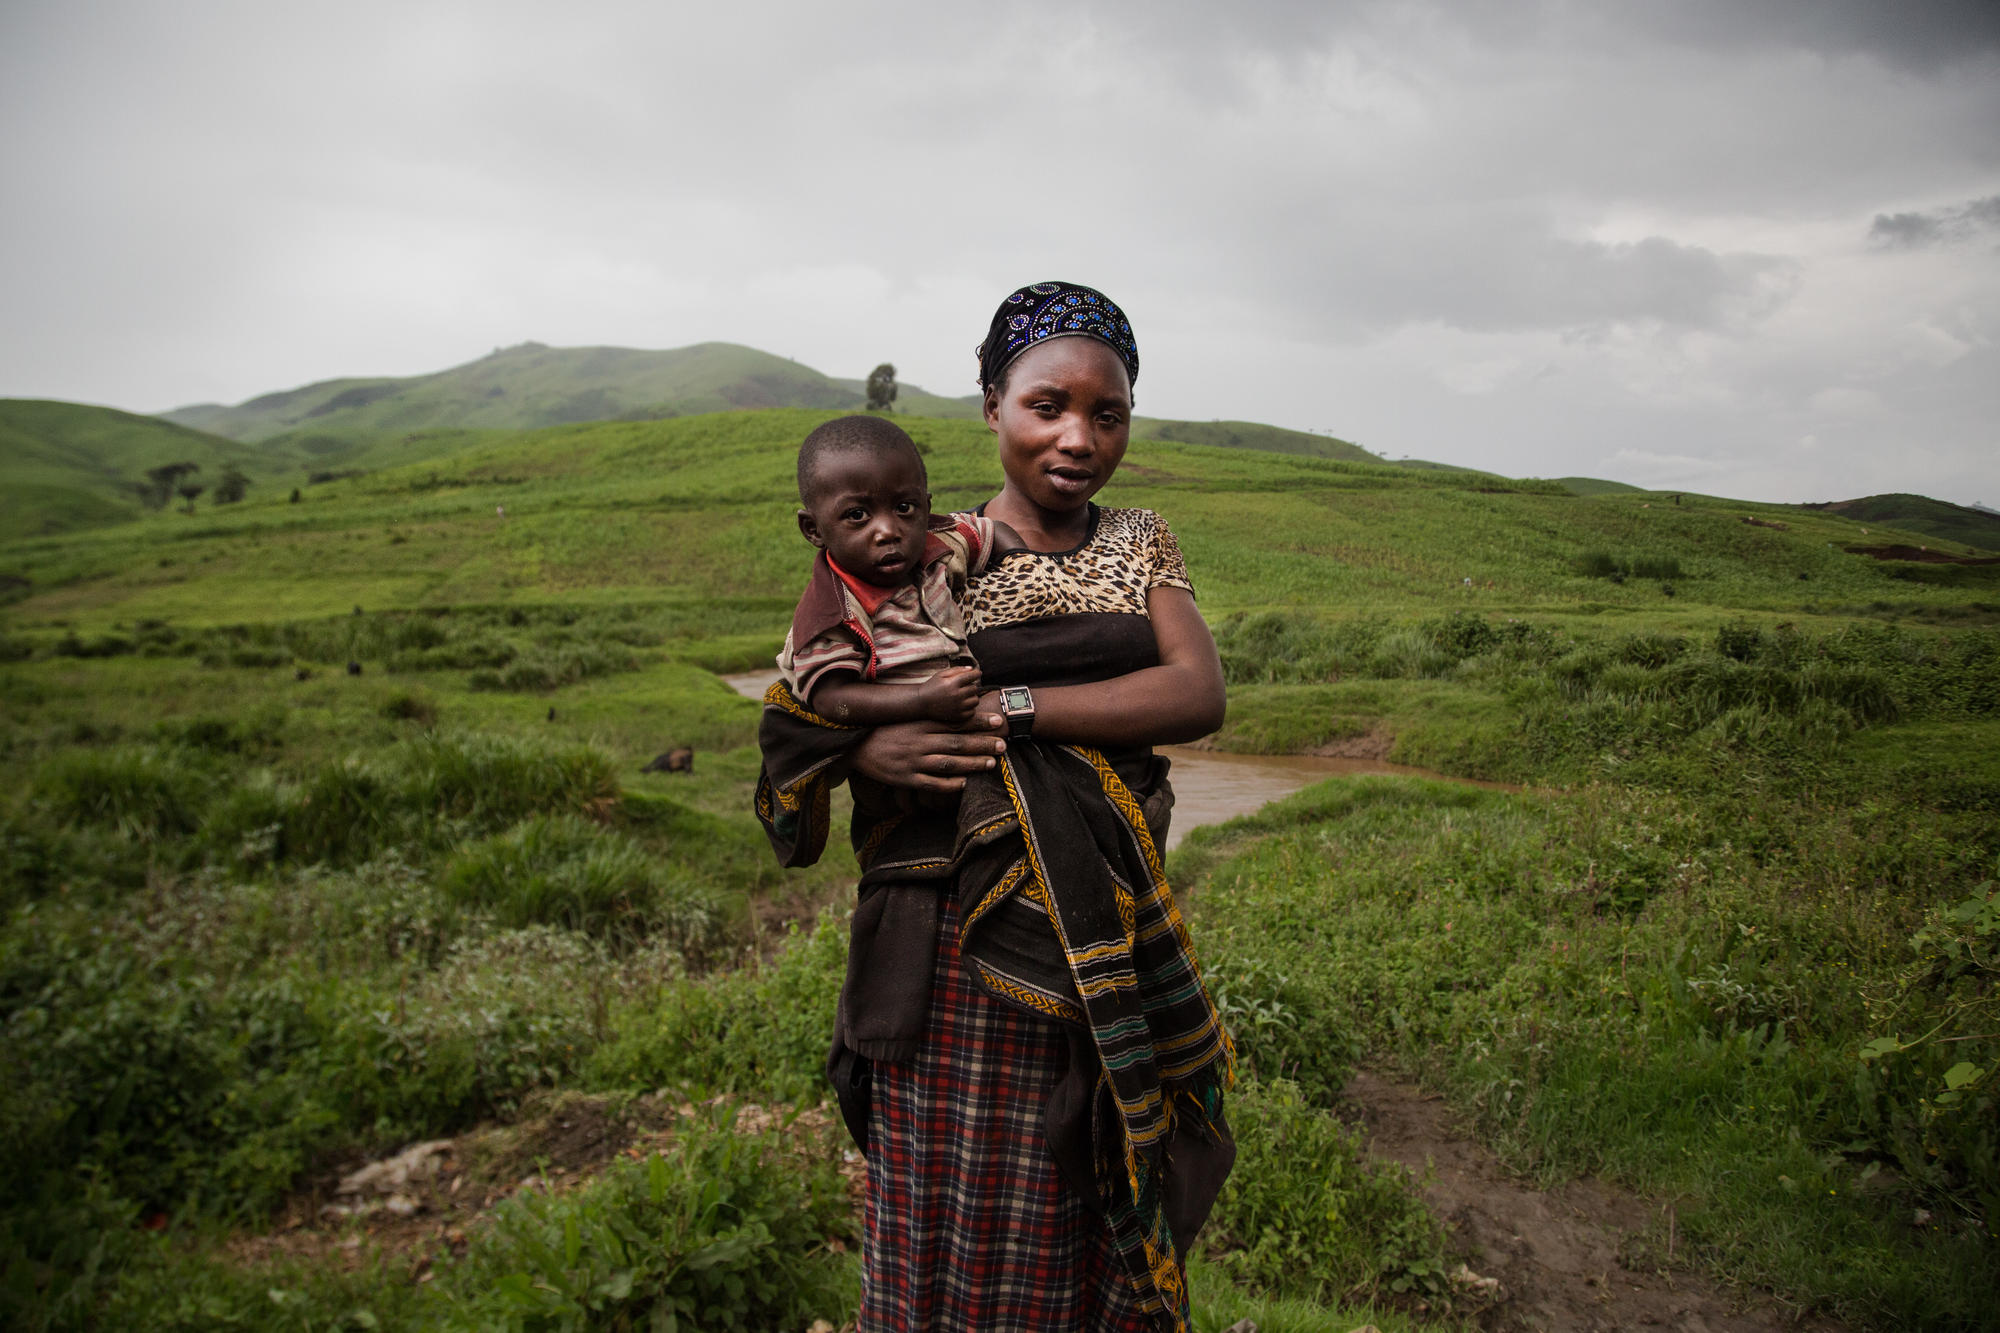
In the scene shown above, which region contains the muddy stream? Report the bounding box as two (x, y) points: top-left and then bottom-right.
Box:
(723, 670), (1500, 848)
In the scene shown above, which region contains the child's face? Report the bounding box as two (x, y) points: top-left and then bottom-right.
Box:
(797, 447), (931, 589)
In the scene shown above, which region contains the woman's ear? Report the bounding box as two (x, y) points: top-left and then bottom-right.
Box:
(797, 508), (826, 548)
(982, 386), (1001, 432)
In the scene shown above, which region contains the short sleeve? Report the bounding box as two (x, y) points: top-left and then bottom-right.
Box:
(957, 515), (999, 578)
(777, 626), (871, 699)
(1146, 511), (1195, 598)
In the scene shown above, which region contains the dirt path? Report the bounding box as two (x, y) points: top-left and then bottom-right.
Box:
(1344, 1071), (1847, 1333)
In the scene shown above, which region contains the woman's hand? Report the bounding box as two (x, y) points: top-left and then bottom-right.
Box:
(848, 711), (1006, 794)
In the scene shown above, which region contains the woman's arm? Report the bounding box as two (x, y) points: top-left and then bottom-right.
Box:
(986, 586), (1225, 748)
(846, 588), (1224, 791)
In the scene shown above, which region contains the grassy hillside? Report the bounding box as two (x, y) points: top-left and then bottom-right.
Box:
(161, 342), (874, 446)
(1131, 417), (1382, 464)
(7, 407), (1990, 631)
(1556, 475), (1643, 495)
(1799, 492), (2000, 552)
(3, 408), (1996, 1331)
(0, 399), (287, 537)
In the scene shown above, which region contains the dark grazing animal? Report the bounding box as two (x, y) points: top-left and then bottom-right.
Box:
(346, 661), (363, 676)
(641, 747), (694, 774)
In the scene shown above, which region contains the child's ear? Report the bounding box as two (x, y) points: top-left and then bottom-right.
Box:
(797, 508), (826, 549)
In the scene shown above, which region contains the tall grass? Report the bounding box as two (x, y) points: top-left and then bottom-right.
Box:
(442, 813), (727, 952)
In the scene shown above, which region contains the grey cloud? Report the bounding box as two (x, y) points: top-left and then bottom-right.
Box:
(1870, 194), (2000, 248)
(1212, 199), (1800, 340)
(1553, 0), (2000, 71)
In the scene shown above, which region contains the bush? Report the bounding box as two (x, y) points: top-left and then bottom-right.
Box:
(32, 746), (214, 840)
(434, 1103), (857, 1331)
(381, 689), (441, 726)
(53, 632), (134, 659)
(442, 814), (725, 950)
(1202, 1079), (1449, 1304)
(398, 732), (619, 830)
(586, 913), (846, 1103)
(469, 643), (639, 693)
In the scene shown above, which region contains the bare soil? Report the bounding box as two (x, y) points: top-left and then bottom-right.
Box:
(1846, 543), (2000, 565)
(228, 1092), (860, 1278)
(1344, 1070), (1847, 1333)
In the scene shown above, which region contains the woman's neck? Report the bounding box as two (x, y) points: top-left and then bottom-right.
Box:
(984, 492), (1095, 554)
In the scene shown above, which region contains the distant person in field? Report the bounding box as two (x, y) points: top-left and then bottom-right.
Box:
(777, 415), (1022, 728)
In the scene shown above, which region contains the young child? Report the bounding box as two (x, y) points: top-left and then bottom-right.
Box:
(777, 415), (1019, 727)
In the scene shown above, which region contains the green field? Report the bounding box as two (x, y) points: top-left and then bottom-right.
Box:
(3, 406), (1996, 1330)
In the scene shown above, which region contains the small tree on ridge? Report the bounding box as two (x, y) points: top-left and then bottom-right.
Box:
(866, 363), (897, 413)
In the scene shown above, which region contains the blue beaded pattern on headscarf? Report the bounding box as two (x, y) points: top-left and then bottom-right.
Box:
(975, 281), (1139, 393)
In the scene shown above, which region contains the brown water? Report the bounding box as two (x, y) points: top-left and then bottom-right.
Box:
(721, 670), (1502, 848)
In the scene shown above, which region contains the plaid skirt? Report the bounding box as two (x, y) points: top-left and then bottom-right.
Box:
(859, 896), (1160, 1332)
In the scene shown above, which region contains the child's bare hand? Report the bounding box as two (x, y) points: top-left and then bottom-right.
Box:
(918, 666), (983, 725)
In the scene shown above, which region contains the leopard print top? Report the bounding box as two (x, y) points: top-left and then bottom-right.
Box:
(961, 505), (1193, 635)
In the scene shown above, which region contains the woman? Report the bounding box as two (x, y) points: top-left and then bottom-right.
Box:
(757, 281), (1233, 1333)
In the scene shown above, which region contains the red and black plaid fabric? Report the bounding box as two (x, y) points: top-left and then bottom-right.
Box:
(861, 897), (1162, 1332)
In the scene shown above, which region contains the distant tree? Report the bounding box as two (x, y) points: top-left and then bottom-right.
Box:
(213, 465), (250, 504)
(289, 487), (302, 504)
(866, 363), (897, 413)
(176, 480), (206, 514)
(140, 461), (200, 510)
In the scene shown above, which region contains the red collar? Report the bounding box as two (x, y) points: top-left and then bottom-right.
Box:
(826, 555), (899, 616)
(787, 515), (967, 661)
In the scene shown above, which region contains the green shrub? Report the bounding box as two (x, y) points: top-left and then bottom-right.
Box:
(470, 642), (639, 693)
(53, 631), (134, 659)
(32, 746), (214, 840)
(442, 814), (725, 950)
(155, 707), (287, 756)
(1202, 1079), (1448, 1304)
(1201, 957), (1358, 1103)
(280, 759), (407, 865)
(381, 688), (441, 725)
(397, 732), (619, 831)
(586, 913), (846, 1103)
(386, 636), (516, 672)
(434, 1102), (857, 1332)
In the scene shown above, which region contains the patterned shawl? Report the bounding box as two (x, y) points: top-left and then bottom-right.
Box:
(755, 683), (1235, 1333)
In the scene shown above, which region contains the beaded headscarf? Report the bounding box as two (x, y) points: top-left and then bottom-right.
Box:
(975, 280), (1139, 397)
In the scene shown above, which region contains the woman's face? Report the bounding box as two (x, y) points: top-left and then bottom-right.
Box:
(983, 336), (1132, 517)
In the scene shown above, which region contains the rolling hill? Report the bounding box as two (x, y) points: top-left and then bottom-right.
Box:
(0, 399), (283, 537)
(1555, 476), (1643, 496)
(161, 341), (943, 447)
(1796, 492), (2000, 552)
(1130, 418), (1382, 464)
(5, 405), (1994, 632)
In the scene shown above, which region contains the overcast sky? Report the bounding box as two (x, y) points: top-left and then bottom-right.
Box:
(4, 1), (1996, 504)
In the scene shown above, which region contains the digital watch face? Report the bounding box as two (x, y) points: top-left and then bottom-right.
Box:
(1001, 687), (1033, 712)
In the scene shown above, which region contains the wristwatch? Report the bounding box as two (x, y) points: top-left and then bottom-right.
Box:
(999, 685), (1036, 740)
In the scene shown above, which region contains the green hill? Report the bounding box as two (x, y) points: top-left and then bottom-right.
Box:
(161, 341), (880, 448)
(1796, 492), (2000, 551)
(0, 399), (284, 537)
(1131, 418), (1382, 464)
(5, 406), (1991, 630)
(1556, 475), (1642, 496)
